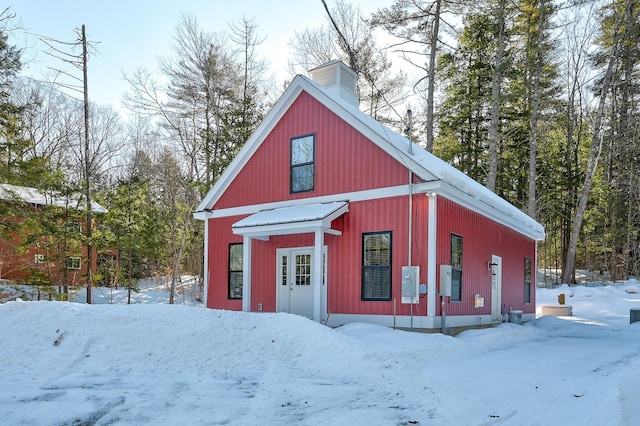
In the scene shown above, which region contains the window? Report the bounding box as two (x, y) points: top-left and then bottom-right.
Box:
(34, 254), (45, 264)
(228, 243), (243, 299)
(66, 257), (81, 270)
(362, 231), (392, 301)
(524, 257), (532, 304)
(290, 134), (315, 193)
(451, 234), (462, 301)
(66, 222), (82, 234)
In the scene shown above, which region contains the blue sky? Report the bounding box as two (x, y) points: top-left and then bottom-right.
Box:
(12, 0), (393, 112)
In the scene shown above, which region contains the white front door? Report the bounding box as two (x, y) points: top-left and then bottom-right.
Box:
(491, 255), (503, 322)
(277, 247), (326, 320)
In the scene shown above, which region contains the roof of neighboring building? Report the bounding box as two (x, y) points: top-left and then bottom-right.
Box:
(196, 62), (544, 241)
(0, 183), (107, 213)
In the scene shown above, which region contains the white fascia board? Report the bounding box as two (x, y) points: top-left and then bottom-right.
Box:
(233, 220), (323, 238)
(436, 183), (545, 241)
(208, 185), (411, 219)
(193, 210), (214, 221)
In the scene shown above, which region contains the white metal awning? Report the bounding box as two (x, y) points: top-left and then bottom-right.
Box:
(232, 201), (348, 240)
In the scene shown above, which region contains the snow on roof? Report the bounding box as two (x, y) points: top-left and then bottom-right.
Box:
(0, 183), (107, 213)
(233, 201), (347, 229)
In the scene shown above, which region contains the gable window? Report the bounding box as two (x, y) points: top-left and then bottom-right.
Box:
(290, 134), (315, 193)
(524, 257), (532, 304)
(451, 234), (462, 301)
(362, 231), (392, 301)
(66, 256), (81, 270)
(228, 243), (243, 299)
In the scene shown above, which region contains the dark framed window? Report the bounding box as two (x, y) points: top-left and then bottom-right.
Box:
(524, 257), (532, 304)
(66, 256), (81, 270)
(451, 234), (462, 301)
(362, 231), (392, 301)
(228, 243), (243, 299)
(290, 134), (315, 193)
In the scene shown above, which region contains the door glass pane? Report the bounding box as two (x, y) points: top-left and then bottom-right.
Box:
(295, 254), (311, 286)
(281, 255), (287, 285)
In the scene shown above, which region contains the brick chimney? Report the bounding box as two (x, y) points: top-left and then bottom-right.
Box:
(309, 60), (359, 107)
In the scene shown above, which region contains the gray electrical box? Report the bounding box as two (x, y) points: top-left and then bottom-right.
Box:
(401, 265), (419, 304)
(440, 264), (452, 297)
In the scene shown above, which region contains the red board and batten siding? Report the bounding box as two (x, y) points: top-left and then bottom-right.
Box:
(436, 196), (536, 316)
(208, 195), (431, 316)
(206, 215), (243, 311)
(326, 195), (430, 316)
(213, 91), (410, 210)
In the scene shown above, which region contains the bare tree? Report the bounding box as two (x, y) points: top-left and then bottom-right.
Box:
(290, 0), (408, 122)
(371, 0), (450, 151)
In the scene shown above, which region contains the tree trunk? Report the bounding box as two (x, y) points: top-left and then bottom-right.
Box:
(561, 0), (631, 284)
(425, 0), (441, 153)
(487, 0), (507, 192)
(528, 2), (545, 220)
(169, 208), (192, 304)
(82, 25), (93, 304)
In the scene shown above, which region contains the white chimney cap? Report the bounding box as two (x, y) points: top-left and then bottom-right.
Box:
(309, 60), (359, 107)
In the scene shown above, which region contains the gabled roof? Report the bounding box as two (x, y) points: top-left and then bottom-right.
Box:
(0, 183), (107, 213)
(195, 70), (545, 241)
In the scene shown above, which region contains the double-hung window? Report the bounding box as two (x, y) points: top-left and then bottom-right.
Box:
(451, 234), (462, 301)
(362, 231), (392, 301)
(228, 243), (243, 299)
(524, 257), (532, 304)
(290, 134), (315, 193)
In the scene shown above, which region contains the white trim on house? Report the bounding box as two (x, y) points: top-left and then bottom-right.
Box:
(324, 312), (500, 330)
(194, 68), (544, 242)
(427, 192), (437, 317)
(202, 214), (210, 307)
(206, 185), (416, 219)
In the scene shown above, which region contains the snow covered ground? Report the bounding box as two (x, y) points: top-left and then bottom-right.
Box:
(2, 280), (640, 425)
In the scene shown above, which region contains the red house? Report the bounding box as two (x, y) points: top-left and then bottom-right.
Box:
(0, 183), (106, 289)
(194, 61), (545, 331)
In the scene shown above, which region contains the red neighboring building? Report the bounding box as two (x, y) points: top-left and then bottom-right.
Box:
(0, 183), (106, 289)
(194, 61), (545, 330)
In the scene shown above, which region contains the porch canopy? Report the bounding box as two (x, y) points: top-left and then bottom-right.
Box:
(231, 201), (348, 321)
(232, 201), (348, 240)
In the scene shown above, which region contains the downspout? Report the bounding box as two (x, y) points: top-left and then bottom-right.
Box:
(407, 109), (413, 266)
(407, 109), (414, 327)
